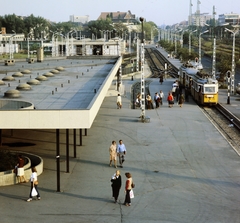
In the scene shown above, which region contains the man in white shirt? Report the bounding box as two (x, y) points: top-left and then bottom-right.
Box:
(117, 140), (127, 168)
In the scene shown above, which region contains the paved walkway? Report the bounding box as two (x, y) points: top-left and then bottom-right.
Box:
(1, 67), (240, 222)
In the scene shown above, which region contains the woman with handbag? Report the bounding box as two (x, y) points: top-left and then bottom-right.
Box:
(111, 170), (122, 203)
(124, 172), (133, 206)
(27, 167), (40, 202)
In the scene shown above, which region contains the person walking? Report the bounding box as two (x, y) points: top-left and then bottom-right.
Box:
(159, 75), (163, 85)
(16, 154), (28, 183)
(117, 140), (127, 168)
(175, 86), (180, 102)
(111, 170), (122, 203)
(154, 92), (160, 108)
(146, 94), (152, 110)
(117, 94), (122, 109)
(167, 92), (174, 108)
(159, 90), (164, 106)
(27, 167), (40, 202)
(124, 172), (133, 206)
(109, 141), (117, 168)
(178, 93), (185, 108)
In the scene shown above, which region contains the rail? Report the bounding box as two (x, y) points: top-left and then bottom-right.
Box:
(145, 47), (179, 78)
(216, 103), (240, 130)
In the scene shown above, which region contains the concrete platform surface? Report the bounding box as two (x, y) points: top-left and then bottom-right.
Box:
(1, 74), (240, 223)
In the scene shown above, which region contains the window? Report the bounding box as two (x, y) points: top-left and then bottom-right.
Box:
(204, 86), (215, 93)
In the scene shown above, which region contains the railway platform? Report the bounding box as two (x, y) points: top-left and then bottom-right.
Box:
(1, 68), (240, 222)
(155, 44), (240, 122)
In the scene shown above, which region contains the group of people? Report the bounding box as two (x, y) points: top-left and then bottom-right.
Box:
(109, 140), (134, 206)
(15, 154), (40, 202)
(167, 81), (185, 108)
(109, 140), (127, 168)
(146, 90), (164, 109)
(110, 170), (134, 206)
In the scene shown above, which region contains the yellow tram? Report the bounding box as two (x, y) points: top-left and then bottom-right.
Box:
(179, 65), (218, 105)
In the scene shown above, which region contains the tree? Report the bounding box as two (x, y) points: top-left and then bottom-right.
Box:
(88, 18), (114, 38)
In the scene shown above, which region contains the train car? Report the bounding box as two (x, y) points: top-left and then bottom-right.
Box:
(179, 64), (198, 89)
(179, 65), (218, 105)
(190, 72), (218, 105)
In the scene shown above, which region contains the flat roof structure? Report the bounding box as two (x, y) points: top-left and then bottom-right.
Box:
(0, 56), (122, 129)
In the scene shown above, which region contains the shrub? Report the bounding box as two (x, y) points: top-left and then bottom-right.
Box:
(0, 150), (17, 172)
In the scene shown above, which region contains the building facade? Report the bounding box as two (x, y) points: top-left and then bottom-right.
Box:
(98, 10), (138, 25)
(218, 13), (240, 26)
(69, 15), (89, 24)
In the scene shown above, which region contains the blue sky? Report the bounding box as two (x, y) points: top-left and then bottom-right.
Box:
(1, 0), (239, 25)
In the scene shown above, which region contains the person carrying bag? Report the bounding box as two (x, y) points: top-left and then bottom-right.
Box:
(27, 167), (41, 202)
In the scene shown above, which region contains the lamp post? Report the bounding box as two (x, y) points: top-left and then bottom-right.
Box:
(9, 34), (16, 59)
(139, 17), (146, 122)
(60, 33), (65, 56)
(198, 30), (209, 69)
(27, 32), (32, 59)
(0, 31), (2, 55)
(180, 29), (188, 48)
(189, 30), (197, 55)
(227, 70), (231, 104)
(128, 31), (131, 53)
(66, 30), (73, 57)
(174, 29), (182, 56)
(136, 36), (139, 72)
(70, 30), (77, 56)
(12, 30), (16, 55)
(225, 28), (239, 95)
(151, 27), (158, 45)
(50, 31), (58, 57)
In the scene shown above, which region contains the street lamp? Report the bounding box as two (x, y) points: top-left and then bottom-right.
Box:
(174, 29), (182, 56)
(70, 30), (77, 56)
(50, 30), (58, 57)
(0, 31), (2, 55)
(66, 30), (73, 56)
(139, 17), (146, 122)
(226, 70), (231, 104)
(9, 34), (16, 59)
(12, 30), (16, 55)
(60, 33), (65, 56)
(180, 29), (188, 48)
(198, 30), (209, 69)
(225, 28), (239, 95)
(189, 29), (197, 55)
(27, 32), (32, 59)
(128, 31), (131, 53)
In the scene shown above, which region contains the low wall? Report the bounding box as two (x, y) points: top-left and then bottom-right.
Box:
(0, 100), (34, 110)
(0, 152), (43, 186)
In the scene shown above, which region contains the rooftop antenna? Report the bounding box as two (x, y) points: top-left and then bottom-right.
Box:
(196, 0), (201, 26)
(212, 5), (216, 28)
(189, 0), (193, 27)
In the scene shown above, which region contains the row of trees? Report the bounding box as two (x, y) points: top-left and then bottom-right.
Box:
(0, 14), (85, 40)
(0, 14), (159, 41)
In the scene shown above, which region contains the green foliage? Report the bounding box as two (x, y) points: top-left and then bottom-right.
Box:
(88, 19), (115, 38)
(0, 150), (17, 172)
(113, 22), (129, 38)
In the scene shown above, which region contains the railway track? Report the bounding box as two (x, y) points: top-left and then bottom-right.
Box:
(201, 104), (240, 156)
(145, 47), (179, 78)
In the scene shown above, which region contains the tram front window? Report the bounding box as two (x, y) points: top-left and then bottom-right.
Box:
(204, 86), (215, 93)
